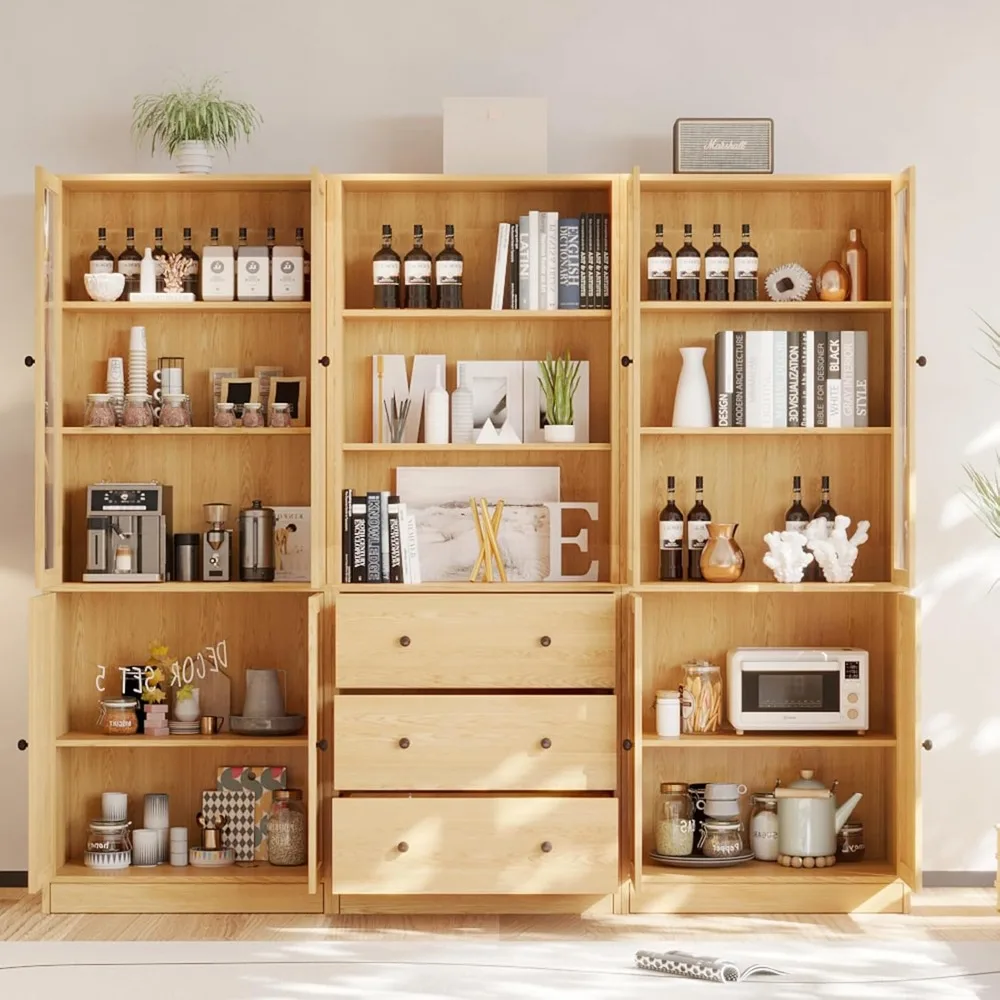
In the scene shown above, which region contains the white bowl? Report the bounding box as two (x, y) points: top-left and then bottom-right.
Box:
(84, 272), (125, 302)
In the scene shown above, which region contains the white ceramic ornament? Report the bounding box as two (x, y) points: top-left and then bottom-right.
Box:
(806, 514), (870, 583)
(762, 530), (814, 583)
(765, 263), (813, 302)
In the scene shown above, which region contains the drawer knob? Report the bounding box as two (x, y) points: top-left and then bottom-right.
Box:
(539, 635), (552, 648)
(541, 841), (553, 853)
(397, 841), (409, 853)
(540, 737), (552, 750)
(398, 737), (410, 749)
(399, 635), (411, 647)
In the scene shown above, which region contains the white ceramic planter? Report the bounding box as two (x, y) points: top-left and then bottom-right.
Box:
(543, 423), (576, 443)
(175, 141), (213, 174)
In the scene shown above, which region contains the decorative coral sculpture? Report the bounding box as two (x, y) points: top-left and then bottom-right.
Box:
(763, 529), (814, 583)
(806, 515), (870, 583)
(161, 252), (195, 293)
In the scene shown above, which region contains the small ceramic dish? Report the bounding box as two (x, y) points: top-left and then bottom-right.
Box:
(84, 272), (126, 302)
(189, 847), (235, 867)
(84, 850), (132, 870)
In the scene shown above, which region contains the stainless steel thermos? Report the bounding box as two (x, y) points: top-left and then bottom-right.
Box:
(173, 533), (200, 582)
(238, 500), (275, 582)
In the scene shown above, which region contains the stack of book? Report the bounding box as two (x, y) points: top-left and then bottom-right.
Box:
(714, 330), (870, 428)
(492, 212), (610, 310)
(342, 490), (421, 584)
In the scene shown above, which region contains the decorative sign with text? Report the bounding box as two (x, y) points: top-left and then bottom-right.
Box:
(95, 640), (229, 694)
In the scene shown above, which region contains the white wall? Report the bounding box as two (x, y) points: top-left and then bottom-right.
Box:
(2, 0), (998, 874)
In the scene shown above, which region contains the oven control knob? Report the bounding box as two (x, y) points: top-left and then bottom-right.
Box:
(847, 693), (859, 704)
(847, 709), (859, 720)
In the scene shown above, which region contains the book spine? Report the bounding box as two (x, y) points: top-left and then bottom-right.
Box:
(508, 221), (519, 309)
(787, 332), (801, 428)
(601, 213), (610, 308)
(715, 330), (733, 427)
(350, 498), (367, 583)
(772, 331), (787, 427)
(578, 213), (587, 308)
(841, 331), (855, 428)
(585, 213), (596, 309)
(404, 513), (421, 584)
(398, 502), (411, 583)
(757, 331), (774, 428)
(387, 495), (403, 584)
(544, 212), (559, 310)
(342, 488), (352, 583)
(365, 492), (381, 583)
(826, 331), (842, 428)
(733, 330), (746, 427)
(379, 489), (390, 581)
(527, 211), (540, 310)
(802, 330), (814, 428)
(518, 215), (530, 309)
(855, 330), (868, 426)
(745, 333), (761, 428)
(814, 331), (827, 428)
(558, 218), (581, 309)
(538, 214), (548, 310)
(491, 223), (510, 310)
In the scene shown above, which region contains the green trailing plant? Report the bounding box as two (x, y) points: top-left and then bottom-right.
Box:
(538, 350), (582, 426)
(966, 317), (1000, 543)
(131, 77), (262, 157)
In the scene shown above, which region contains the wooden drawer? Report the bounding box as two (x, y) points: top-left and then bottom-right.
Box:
(334, 694), (617, 791)
(332, 796), (618, 895)
(335, 593), (616, 688)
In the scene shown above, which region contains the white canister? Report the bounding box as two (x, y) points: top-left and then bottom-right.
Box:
(750, 792), (780, 861)
(655, 690), (681, 739)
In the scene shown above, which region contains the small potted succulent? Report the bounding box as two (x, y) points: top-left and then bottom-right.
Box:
(131, 77), (262, 174)
(539, 350), (582, 443)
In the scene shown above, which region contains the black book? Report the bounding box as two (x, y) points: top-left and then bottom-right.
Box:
(350, 498), (367, 583)
(787, 332), (802, 428)
(798, 331), (809, 429)
(581, 212), (590, 308)
(733, 330), (746, 427)
(814, 331), (828, 428)
(387, 495), (403, 584)
(601, 214), (610, 308)
(342, 488), (353, 583)
(587, 212), (597, 309)
(508, 221), (519, 309)
(365, 492), (382, 583)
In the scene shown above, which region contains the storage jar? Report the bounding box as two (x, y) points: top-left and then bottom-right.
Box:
(681, 661), (722, 734)
(159, 393), (191, 428)
(87, 818), (132, 854)
(750, 792), (779, 861)
(242, 402), (265, 428)
(268, 789), (307, 866)
(655, 781), (695, 857)
(699, 819), (745, 858)
(268, 402), (291, 428)
(654, 689), (681, 738)
(214, 402), (236, 428)
(837, 821), (866, 863)
(123, 393), (154, 428)
(85, 393), (117, 428)
(97, 697), (139, 735)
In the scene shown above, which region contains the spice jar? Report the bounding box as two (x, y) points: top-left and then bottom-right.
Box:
(87, 819), (132, 854)
(655, 690), (681, 739)
(837, 821), (866, 863)
(242, 402), (265, 428)
(268, 789), (306, 866)
(699, 819), (745, 859)
(97, 697), (139, 736)
(268, 401), (292, 428)
(123, 393), (154, 428)
(159, 393), (191, 428)
(655, 782), (695, 857)
(750, 792), (779, 861)
(681, 661), (722, 734)
(85, 393), (117, 428)
(214, 402), (237, 428)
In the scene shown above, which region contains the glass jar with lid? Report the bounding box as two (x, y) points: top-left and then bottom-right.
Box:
(654, 781), (695, 857)
(87, 818), (132, 854)
(681, 660), (722, 734)
(837, 822), (866, 863)
(267, 789), (307, 866)
(268, 401), (292, 428)
(242, 402), (265, 428)
(122, 393), (154, 428)
(749, 792), (779, 861)
(214, 401), (237, 428)
(85, 393), (117, 428)
(699, 818), (745, 859)
(97, 697), (139, 736)
(159, 393), (191, 428)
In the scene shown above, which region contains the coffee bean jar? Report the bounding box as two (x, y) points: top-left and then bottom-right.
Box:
(837, 821), (866, 863)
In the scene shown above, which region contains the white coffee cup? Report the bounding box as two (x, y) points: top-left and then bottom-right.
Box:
(704, 782), (747, 800)
(154, 368), (183, 395)
(102, 791), (128, 822)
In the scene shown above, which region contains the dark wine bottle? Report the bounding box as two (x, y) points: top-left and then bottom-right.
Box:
(404, 224), (433, 309)
(686, 475), (712, 580)
(807, 475), (838, 581)
(373, 224), (401, 308)
(435, 223), (463, 308)
(151, 227), (168, 293)
(266, 226), (276, 258)
(733, 223), (759, 301)
(646, 223), (672, 301)
(785, 475), (809, 532)
(116, 226), (142, 300)
(658, 475), (684, 581)
(180, 227), (200, 299)
(675, 224), (701, 301)
(704, 223), (730, 302)
(296, 227), (310, 302)
(89, 227), (115, 274)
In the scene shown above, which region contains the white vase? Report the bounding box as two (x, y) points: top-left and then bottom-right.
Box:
(671, 346), (713, 428)
(424, 364), (449, 444)
(450, 371), (474, 444)
(172, 688), (200, 723)
(543, 424), (576, 443)
(174, 140), (213, 174)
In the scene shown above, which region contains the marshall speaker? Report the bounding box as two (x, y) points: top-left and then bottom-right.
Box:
(673, 118), (774, 174)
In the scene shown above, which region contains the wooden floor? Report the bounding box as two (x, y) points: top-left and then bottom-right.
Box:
(0, 889), (997, 942)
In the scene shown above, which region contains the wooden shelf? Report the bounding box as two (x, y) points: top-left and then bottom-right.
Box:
(344, 442), (610, 452)
(640, 300), (891, 314)
(632, 581), (906, 594)
(60, 174), (311, 193)
(640, 426), (891, 437)
(56, 732), (308, 748)
(340, 173), (617, 192)
(337, 582), (617, 593)
(642, 732), (896, 748)
(64, 301), (310, 313)
(55, 861), (309, 883)
(641, 860), (897, 883)
(62, 427), (310, 437)
(50, 582), (318, 593)
(343, 308), (611, 321)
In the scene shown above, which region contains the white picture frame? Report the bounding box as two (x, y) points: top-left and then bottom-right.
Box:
(455, 360), (524, 440)
(522, 361), (590, 444)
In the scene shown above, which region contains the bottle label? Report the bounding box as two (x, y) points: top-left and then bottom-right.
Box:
(405, 260), (432, 286)
(647, 257), (672, 280)
(735, 255), (759, 279)
(436, 260), (463, 285)
(677, 257), (701, 279)
(687, 521), (710, 549)
(659, 522), (683, 549)
(785, 520), (807, 533)
(373, 260), (400, 286)
(90, 260), (114, 274)
(154, 257), (165, 277)
(706, 257), (730, 280)
(117, 261), (141, 278)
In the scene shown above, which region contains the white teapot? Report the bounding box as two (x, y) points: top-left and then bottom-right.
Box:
(774, 769), (861, 859)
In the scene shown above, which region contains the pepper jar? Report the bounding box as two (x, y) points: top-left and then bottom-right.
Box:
(699, 819), (745, 859)
(267, 789), (307, 866)
(654, 781), (695, 857)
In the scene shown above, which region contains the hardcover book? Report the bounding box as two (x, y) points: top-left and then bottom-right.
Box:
(733, 331), (746, 427)
(715, 331), (734, 427)
(350, 498), (367, 583)
(600, 214), (610, 308)
(527, 211), (541, 310)
(802, 330), (814, 428)
(508, 221), (519, 309)
(544, 211), (559, 310)
(855, 330), (869, 426)
(826, 331), (842, 428)
(491, 223), (511, 310)
(518, 215), (531, 309)
(365, 492), (382, 583)
(772, 331), (788, 428)
(814, 331), (827, 428)
(841, 331), (856, 428)
(787, 332), (802, 428)
(342, 488), (353, 583)
(387, 495), (403, 584)
(558, 218), (581, 309)
(272, 507), (310, 582)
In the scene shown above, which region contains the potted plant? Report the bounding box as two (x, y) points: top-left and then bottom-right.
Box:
(539, 350), (582, 443)
(131, 77), (262, 174)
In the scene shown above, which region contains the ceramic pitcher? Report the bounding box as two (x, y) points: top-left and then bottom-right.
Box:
(700, 523), (745, 583)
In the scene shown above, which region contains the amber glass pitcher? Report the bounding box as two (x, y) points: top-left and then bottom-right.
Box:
(700, 523), (745, 582)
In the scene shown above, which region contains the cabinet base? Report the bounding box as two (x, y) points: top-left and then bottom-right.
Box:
(334, 894), (616, 915)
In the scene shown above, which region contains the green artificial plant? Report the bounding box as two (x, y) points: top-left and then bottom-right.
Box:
(538, 350), (582, 426)
(131, 77), (262, 157)
(966, 317), (1000, 541)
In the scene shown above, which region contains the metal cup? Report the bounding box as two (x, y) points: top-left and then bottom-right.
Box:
(200, 715), (225, 735)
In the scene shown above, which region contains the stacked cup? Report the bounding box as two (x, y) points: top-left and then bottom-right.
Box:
(132, 828), (158, 867)
(128, 326), (148, 396)
(106, 357), (125, 424)
(101, 791), (128, 822)
(169, 827), (188, 867)
(700, 782), (748, 820)
(143, 792), (170, 864)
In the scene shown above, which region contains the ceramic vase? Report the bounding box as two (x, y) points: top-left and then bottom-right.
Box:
(843, 227), (868, 302)
(671, 347), (713, 428)
(543, 423), (576, 443)
(175, 140), (213, 174)
(424, 364), (449, 444)
(816, 260), (850, 301)
(700, 523), (745, 582)
(172, 687), (200, 723)
(450, 370), (474, 444)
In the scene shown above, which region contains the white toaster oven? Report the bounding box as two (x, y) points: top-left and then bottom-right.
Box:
(726, 647), (869, 733)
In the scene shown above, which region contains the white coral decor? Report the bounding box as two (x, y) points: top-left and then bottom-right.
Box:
(763, 529), (814, 583)
(806, 514), (870, 583)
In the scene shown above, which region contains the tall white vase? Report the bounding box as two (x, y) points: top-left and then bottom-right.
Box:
(424, 364), (449, 444)
(450, 370), (474, 444)
(671, 346), (713, 428)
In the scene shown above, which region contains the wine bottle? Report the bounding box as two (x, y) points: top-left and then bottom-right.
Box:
(180, 227), (200, 299)
(266, 226), (276, 258)
(435, 224), (463, 308)
(238, 227), (248, 250)
(686, 475), (712, 580)
(785, 475), (809, 532)
(658, 475), (684, 581)
(646, 223), (672, 301)
(373, 224), (401, 308)
(89, 227), (115, 274)
(404, 224), (433, 309)
(116, 226), (142, 300)
(704, 223), (730, 301)
(807, 475), (838, 581)
(733, 224), (758, 301)
(675, 224), (701, 301)
(296, 227), (311, 302)
(151, 227), (168, 293)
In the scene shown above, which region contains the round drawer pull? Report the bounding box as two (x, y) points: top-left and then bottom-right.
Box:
(397, 841), (409, 853)
(541, 841), (553, 853)
(398, 737), (410, 749)
(399, 635), (411, 647)
(539, 635), (552, 648)
(540, 737), (552, 750)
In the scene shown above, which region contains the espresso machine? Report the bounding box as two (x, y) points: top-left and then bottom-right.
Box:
(84, 483), (172, 583)
(203, 503), (233, 582)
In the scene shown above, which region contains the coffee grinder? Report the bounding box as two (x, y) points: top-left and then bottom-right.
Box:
(202, 503), (233, 582)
